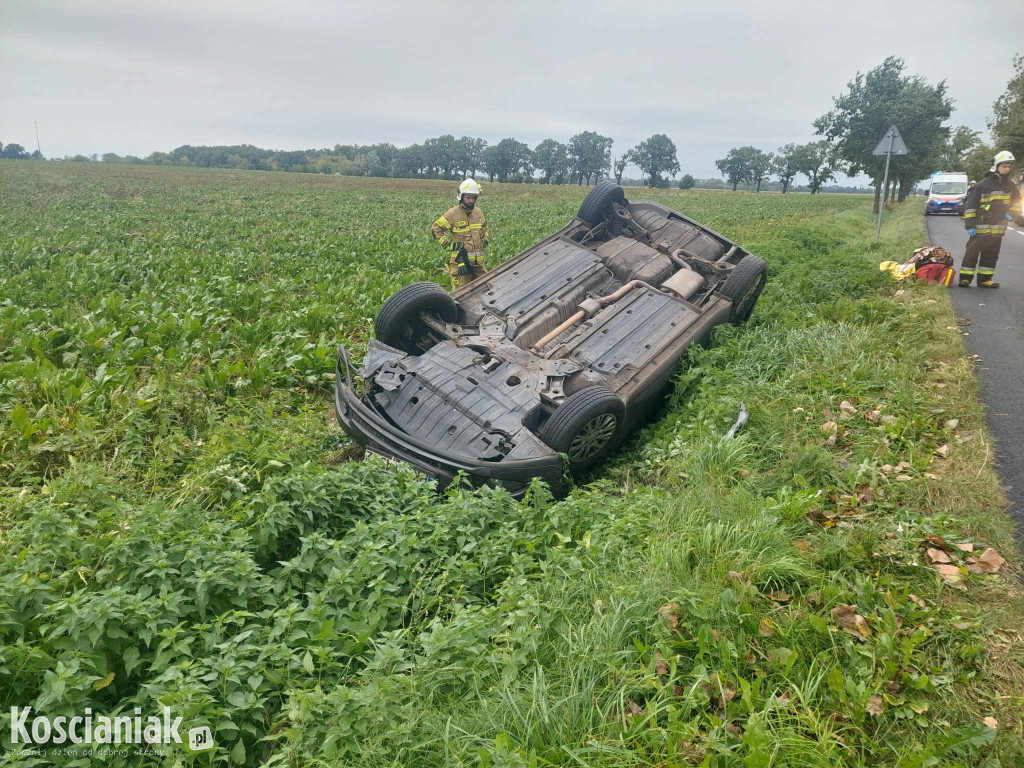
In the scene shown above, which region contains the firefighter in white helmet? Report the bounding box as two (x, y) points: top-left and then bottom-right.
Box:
(430, 178), (489, 288)
(960, 151), (1024, 288)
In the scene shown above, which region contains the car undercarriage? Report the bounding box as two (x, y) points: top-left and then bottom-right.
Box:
(335, 183), (766, 496)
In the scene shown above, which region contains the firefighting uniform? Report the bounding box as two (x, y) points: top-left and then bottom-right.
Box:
(431, 203), (488, 288)
(960, 171), (1024, 283)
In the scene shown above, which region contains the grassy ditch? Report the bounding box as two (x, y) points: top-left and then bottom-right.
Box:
(1, 164), (1022, 766)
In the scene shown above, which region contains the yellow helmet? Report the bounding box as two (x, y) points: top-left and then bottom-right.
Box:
(457, 178), (482, 200)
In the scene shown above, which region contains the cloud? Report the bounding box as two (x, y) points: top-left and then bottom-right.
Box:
(2, 0), (1022, 181)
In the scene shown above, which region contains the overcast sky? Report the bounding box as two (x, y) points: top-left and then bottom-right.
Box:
(2, 0), (1022, 183)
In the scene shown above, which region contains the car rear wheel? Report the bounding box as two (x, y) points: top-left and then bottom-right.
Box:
(578, 181), (626, 226)
(540, 386), (626, 470)
(374, 281), (458, 355)
(719, 254), (767, 324)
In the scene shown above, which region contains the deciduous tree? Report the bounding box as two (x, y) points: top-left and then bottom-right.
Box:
(715, 146), (755, 191)
(750, 149), (773, 192)
(627, 134), (680, 188)
(568, 131), (613, 185)
(990, 54), (1024, 160)
(815, 56), (952, 211)
(533, 139), (569, 184)
(772, 144), (800, 193)
(794, 141), (838, 194)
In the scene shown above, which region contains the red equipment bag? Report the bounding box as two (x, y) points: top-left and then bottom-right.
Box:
(909, 246), (953, 268)
(914, 262), (956, 286)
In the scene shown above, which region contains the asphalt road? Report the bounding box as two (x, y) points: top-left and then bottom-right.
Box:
(926, 212), (1024, 529)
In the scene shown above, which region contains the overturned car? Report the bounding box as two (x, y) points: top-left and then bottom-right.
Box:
(335, 182), (766, 497)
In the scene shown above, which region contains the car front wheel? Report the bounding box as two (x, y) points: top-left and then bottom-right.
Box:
(540, 386), (626, 470)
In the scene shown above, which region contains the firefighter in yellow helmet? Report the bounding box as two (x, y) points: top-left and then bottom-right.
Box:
(431, 179), (488, 288)
(960, 151), (1024, 288)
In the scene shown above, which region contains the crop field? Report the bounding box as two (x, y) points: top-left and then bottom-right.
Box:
(2, 161), (1023, 767)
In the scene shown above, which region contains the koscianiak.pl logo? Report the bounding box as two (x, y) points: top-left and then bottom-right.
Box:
(8, 706), (214, 756)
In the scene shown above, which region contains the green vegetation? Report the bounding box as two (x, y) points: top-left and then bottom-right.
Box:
(1, 161), (1021, 766)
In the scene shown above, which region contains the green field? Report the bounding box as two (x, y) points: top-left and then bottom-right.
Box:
(1, 161), (1022, 767)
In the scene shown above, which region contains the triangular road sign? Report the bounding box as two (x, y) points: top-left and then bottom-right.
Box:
(873, 125), (908, 156)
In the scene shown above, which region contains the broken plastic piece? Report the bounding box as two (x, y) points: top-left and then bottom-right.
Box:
(725, 403), (749, 439)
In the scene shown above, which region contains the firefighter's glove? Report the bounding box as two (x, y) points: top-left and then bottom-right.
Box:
(454, 247), (473, 276)
(967, 228), (976, 237)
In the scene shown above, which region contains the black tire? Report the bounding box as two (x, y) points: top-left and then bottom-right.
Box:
(540, 386), (626, 470)
(719, 254), (767, 324)
(577, 181), (626, 226)
(374, 282), (458, 355)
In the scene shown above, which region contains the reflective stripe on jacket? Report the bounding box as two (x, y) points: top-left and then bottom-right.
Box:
(963, 171), (1023, 236)
(430, 203), (487, 252)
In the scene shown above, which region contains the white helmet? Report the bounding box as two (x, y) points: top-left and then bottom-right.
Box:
(457, 178), (482, 200)
(991, 150), (1015, 172)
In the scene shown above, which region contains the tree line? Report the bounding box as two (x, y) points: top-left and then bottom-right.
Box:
(77, 132), (675, 187)
(0, 143), (42, 160)
(8, 52), (1021, 202)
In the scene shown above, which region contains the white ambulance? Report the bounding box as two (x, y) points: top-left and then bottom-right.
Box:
(924, 172), (969, 215)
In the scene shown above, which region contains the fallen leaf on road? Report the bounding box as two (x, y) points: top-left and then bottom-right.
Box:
(955, 542), (974, 553)
(627, 699), (642, 716)
(758, 618), (773, 637)
(934, 444), (950, 458)
(821, 421), (837, 434)
(926, 548), (951, 564)
(945, 419), (959, 430)
(832, 604), (871, 637)
(908, 594), (926, 609)
(983, 716), (998, 729)
(866, 696), (884, 716)
(866, 410), (881, 423)
(925, 534), (948, 549)
(745, 651), (756, 664)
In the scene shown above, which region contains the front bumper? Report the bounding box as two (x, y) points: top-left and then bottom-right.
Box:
(333, 346), (564, 498)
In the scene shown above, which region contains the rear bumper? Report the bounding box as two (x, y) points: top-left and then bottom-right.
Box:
(333, 346), (564, 498)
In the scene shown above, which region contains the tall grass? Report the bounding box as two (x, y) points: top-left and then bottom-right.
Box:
(1, 163), (1021, 766)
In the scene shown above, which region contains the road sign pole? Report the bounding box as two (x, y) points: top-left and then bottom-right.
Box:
(875, 131), (894, 241)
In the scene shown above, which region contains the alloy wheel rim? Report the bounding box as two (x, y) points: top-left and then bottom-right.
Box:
(567, 413), (617, 462)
